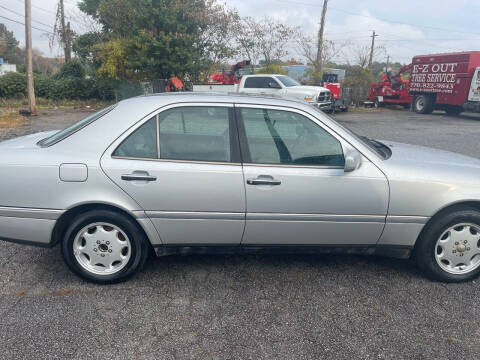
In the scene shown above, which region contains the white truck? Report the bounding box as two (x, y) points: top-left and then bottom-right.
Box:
(192, 74), (332, 111)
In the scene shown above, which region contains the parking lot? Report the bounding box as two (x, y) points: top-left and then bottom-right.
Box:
(1, 107), (480, 359)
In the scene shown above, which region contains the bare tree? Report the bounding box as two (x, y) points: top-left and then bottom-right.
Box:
(235, 17), (297, 65)
(296, 32), (345, 68)
(347, 43), (386, 68)
(200, 1), (240, 65)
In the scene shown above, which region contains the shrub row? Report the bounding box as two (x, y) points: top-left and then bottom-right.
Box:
(0, 66), (115, 100)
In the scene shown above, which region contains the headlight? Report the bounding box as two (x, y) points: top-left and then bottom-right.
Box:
(304, 96), (314, 101)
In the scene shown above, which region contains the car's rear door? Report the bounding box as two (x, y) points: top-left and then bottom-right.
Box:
(236, 104), (389, 245)
(101, 103), (246, 245)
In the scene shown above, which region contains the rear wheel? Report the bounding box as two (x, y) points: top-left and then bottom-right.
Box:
(415, 208), (480, 282)
(414, 95), (434, 114)
(61, 209), (150, 284)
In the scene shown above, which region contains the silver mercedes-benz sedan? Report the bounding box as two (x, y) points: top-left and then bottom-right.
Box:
(1, 93), (480, 283)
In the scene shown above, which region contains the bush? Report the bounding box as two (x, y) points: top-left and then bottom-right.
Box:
(48, 77), (93, 99)
(55, 59), (86, 79)
(255, 64), (286, 75)
(34, 74), (55, 98)
(342, 66), (374, 105)
(0, 72), (27, 98)
(91, 78), (116, 100)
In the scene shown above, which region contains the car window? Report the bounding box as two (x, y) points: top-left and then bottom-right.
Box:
(113, 117), (158, 159)
(158, 106), (231, 162)
(244, 77), (274, 89)
(240, 108), (344, 167)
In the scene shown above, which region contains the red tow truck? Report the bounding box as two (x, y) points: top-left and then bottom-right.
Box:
(368, 51), (480, 114)
(410, 51), (480, 114)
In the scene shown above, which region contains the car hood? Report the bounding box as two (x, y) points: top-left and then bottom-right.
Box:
(287, 85), (330, 95)
(0, 130), (58, 149)
(380, 140), (480, 184)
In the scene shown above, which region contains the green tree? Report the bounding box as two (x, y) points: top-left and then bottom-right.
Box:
(75, 0), (232, 82)
(342, 66), (374, 105)
(0, 23), (19, 63)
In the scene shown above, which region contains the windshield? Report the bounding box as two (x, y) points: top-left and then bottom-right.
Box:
(276, 75), (300, 87)
(38, 105), (116, 147)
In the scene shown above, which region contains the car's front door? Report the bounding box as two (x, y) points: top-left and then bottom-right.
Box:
(236, 105), (389, 245)
(101, 104), (245, 245)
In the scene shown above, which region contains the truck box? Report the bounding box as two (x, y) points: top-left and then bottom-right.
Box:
(410, 51), (480, 112)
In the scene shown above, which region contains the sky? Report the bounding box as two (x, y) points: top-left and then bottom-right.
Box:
(1, 0), (480, 65)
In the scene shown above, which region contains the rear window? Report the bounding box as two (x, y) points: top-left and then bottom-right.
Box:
(38, 105), (116, 147)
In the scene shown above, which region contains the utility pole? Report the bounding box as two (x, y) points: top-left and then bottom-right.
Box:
(315, 0), (328, 83)
(368, 30), (378, 68)
(25, 0), (37, 115)
(59, 0), (71, 62)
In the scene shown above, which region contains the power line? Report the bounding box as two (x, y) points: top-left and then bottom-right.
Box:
(273, 0), (480, 36)
(0, 4), (52, 30)
(0, 14), (54, 34)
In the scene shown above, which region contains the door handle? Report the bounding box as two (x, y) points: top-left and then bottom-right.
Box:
(247, 177), (281, 186)
(121, 171), (157, 182)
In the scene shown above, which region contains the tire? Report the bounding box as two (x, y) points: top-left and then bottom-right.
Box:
(61, 209), (150, 284)
(374, 98), (384, 108)
(415, 207), (480, 282)
(445, 105), (463, 115)
(414, 95), (434, 114)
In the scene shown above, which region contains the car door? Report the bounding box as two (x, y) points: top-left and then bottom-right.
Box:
(101, 103), (246, 245)
(236, 104), (389, 245)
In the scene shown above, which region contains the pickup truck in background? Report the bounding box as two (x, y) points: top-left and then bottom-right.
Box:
(193, 74), (332, 111)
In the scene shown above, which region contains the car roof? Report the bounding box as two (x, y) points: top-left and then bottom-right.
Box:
(122, 91), (310, 109)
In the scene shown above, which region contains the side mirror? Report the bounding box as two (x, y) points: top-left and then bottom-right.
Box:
(268, 81), (280, 89)
(344, 147), (362, 172)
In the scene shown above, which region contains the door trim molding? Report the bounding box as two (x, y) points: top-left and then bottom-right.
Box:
(146, 210), (244, 220)
(247, 213), (385, 223)
(145, 211), (389, 223)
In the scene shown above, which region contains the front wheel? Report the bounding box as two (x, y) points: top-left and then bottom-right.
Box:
(61, 210), (150, 284)
(415, 208), (480, 282)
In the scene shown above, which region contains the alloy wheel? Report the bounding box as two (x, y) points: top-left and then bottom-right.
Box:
(435, 223), (480, 275)
(72, 222), (131, 276)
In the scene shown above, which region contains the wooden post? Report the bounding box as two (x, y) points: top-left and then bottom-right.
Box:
(369, 30), (378, 68)
(315, 0), (328, 84)
(25, 0), (37, 115)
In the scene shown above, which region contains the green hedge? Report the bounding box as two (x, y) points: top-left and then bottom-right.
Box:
(0, 72), (27, 98)
(0, 61), (115, 100)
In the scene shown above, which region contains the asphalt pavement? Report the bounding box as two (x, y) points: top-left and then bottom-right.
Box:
(0, 107), (479, 359)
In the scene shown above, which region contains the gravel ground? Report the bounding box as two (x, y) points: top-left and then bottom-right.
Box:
(0, 107), (480, 359)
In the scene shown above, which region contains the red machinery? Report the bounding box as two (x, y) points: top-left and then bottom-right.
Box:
(322, 73), (341, 100)
(368, 64), (413, 108)
(322, 72), (348, 112)
(207, 60), (252, 85)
